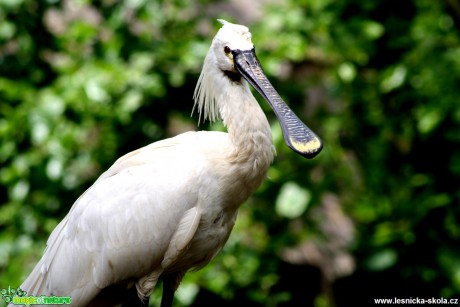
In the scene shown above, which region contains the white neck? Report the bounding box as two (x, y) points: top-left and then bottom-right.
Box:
(193, 60), (275, 170)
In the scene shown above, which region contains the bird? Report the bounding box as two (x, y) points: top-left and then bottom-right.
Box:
(14, 19), (322, 307)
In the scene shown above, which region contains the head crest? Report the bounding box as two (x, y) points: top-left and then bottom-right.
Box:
(217, 19), (231, 26)
(192, 20), (253, 124)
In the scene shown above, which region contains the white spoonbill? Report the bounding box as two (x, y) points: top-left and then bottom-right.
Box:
(16, 19), (322, 307)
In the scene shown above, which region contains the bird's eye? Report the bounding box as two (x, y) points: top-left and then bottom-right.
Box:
(224, 46), (231, 54)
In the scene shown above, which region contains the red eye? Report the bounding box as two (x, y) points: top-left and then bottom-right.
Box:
(224, 46), (231, 54)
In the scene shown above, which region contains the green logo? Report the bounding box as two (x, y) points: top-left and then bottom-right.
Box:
(1, 286), (71, 305)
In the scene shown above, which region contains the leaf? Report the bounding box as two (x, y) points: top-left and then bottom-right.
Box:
(275, 182), (311, 219)
(365, 249), (397, 271)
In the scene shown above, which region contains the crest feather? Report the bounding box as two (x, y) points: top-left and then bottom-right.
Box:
(192, 19), (250, 125)
(217, 19), (231, 26)
(192, 52), (221, 124)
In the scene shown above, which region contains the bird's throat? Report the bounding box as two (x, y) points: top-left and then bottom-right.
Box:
(223, 70), (241, 82)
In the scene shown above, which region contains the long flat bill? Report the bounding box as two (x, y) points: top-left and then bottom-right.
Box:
(233, 49), (323, 159)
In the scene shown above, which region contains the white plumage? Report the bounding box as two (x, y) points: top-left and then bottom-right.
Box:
(16, 20), (321, 307)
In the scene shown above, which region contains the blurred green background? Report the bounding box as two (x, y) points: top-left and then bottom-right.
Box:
(1, 0), (460, 306)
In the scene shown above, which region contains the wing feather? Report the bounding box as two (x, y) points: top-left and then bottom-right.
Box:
(161, 207), (201, 268)
(18, 131), (228, 306)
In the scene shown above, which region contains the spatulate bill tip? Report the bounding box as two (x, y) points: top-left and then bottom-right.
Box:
(288, 136), (323, 159)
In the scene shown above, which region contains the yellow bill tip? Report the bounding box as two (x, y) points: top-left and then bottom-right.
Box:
(289, 137), (323, 158)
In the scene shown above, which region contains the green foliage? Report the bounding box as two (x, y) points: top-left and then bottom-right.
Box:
(1, 0), (460, 306)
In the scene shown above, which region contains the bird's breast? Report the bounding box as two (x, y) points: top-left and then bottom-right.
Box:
(165, 208), (238, 273)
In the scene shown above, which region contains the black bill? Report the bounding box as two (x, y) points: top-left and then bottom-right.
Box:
(233, 48), (322, 159)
